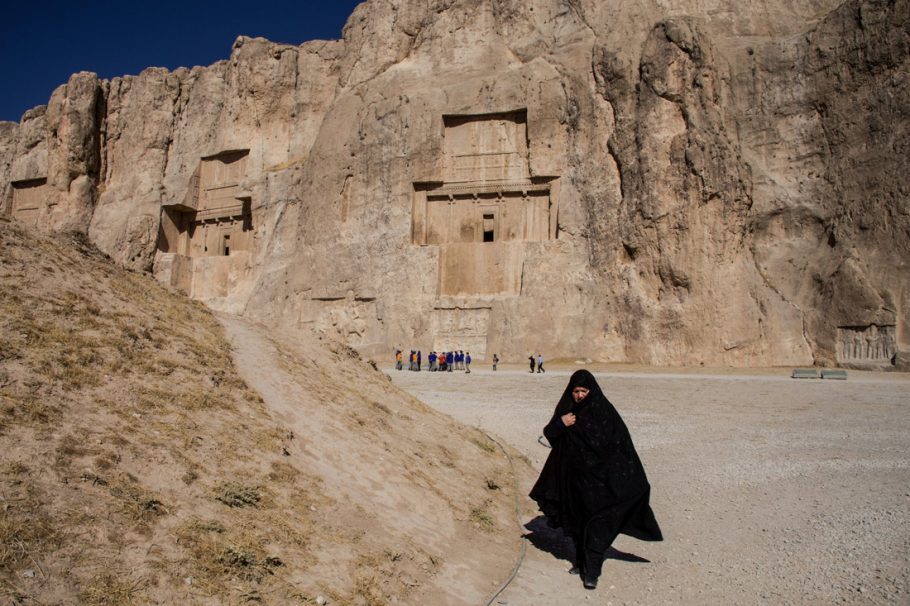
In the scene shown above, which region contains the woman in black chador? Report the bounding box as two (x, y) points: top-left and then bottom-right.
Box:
(529, 369), (662, 589)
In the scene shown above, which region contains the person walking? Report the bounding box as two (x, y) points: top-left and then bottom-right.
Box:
(529, 354), (535, 373)
(417, 350), (422, 372)
(537, 353), (545, 373)
(395, 349), (402, 371)
(530, 370), (663, 590)
(465, 352), (471, 373)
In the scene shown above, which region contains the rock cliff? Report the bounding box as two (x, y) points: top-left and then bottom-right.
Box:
(2, 0), (908, 369)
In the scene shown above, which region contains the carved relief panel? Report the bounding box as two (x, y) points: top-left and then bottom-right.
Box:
(199, 150), (249, 212)
(443, 111), (529, 183)
(184, 207), (252, 258)
(424, 189), (552, 245)
(299, 297), (381, 349)
(836, 325), (896, 365)
(432, 307), (491, 359)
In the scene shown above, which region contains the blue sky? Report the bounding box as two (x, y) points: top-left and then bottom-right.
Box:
(0, 1), (363, 122)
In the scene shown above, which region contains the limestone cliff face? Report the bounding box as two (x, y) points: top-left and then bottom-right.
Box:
(2, 0), (907, 369)
(735, 0), (910, 367)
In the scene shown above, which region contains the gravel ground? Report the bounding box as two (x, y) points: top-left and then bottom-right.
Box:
(387, 365), (910, 605)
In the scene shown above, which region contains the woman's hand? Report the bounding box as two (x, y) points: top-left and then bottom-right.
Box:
(561, 412), (576, 427)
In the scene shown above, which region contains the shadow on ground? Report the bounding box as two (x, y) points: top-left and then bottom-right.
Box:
(523, 516), (651, 564)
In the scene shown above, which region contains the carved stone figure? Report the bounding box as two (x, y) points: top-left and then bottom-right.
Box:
(836, 325), (897, 366)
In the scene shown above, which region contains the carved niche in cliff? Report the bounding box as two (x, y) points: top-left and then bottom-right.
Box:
(159, 150), (253, 258)
(9, 178), (49, 227)
(836, 325), (896, 366)
(412, 110), (559, 296)
(156, 150), (254, 297)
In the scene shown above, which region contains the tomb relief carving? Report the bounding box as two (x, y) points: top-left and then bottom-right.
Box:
(443, 112), (529, 183)
(156, 150), (254, 298)
(299, 296), (381, 348)
(10, 178), (48, 227)
(431, 307), (491, 359)
(158, 150), (253, 260)
(413, 110), (559, 297)
(198, 150), (250, 214)
(836, 325), (896, 365)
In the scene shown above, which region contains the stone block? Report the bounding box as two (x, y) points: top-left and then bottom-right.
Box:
(820, 369), (847, 380)
(791, 368), (819, 379)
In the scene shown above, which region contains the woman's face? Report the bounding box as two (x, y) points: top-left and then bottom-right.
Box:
(571, 386), (590, 403)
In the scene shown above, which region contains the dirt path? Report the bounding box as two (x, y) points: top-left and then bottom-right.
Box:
(389, 366), (910, 605)
(217, 315), (523, 604)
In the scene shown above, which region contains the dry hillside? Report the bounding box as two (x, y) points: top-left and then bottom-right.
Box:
(0, 217), (525, 605)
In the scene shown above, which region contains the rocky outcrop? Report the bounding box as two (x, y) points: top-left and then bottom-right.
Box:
(2, 0), (908, 369)
(2, 73), (103, 233)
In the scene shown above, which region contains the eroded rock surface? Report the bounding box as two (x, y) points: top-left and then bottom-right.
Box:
(2, 0), (908, 369)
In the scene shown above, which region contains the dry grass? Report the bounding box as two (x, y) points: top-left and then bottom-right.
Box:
(352, 574), (388, 606)
(174, 514), (304, 591)
(470, 433), (497, 454)
(0, 387), (61, 430)
(345, 544), (444, 606)
(78, 572), (146, 606)
(470, 502), (496, 531)
(0, 223), (324, 602)
(0, 508), (58, 573)
(107, 473), (169, 524)
(214, 483), (262, 508)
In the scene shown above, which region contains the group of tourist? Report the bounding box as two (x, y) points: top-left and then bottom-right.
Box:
(394, 349), (472, 373)
(393, 350), (548, 373)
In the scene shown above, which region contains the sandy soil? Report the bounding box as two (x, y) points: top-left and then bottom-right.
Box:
(387, 364), (910, 605)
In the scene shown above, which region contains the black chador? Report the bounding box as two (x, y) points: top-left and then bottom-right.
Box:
(529, 369), (662, 588)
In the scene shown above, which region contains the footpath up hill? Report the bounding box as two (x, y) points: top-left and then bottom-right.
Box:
(0, 218), (523, 605)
